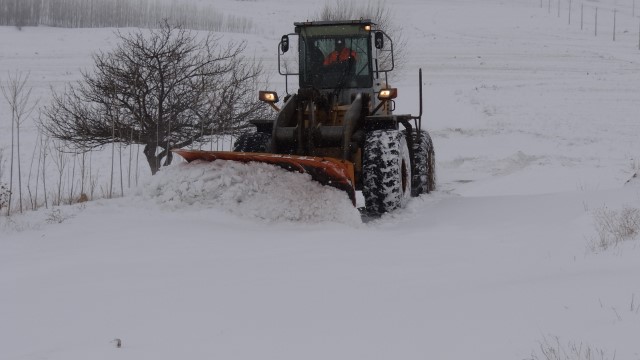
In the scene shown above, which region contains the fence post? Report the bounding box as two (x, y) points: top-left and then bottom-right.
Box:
(613, 10), (616, 41)
(548, 0), (551, 14)
(595, 7), (598, 36)
(581, 4), (584, 30)
(569, 0), (572, 24)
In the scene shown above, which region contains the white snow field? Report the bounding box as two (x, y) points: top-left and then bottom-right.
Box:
(2, 0), (640, 359)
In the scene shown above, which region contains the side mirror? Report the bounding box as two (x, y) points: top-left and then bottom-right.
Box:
(374, 31), (384, 49)
(280, 35), (289, 53)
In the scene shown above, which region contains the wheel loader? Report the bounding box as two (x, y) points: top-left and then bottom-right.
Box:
(173, 19), (435, 214)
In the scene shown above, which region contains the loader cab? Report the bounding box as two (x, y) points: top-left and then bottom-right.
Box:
(298, 28), (372, 90)
(279, 20), (394, 105)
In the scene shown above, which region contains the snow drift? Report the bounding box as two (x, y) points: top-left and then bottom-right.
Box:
(138, 160), (362, 224)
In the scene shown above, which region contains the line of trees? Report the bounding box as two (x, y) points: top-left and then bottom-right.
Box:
(0, 72), (99, 216)
(0, 0), (254, 32)
(0, 126), (147, 217)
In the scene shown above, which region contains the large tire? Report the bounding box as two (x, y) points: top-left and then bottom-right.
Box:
(233, 132), (272, 153)
(404, 129), (436, 196)
(362, 130), (412, 214)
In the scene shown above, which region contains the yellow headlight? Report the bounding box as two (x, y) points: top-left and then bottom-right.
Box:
(259, 91), (279, 103)
(378, 88), (398, 100)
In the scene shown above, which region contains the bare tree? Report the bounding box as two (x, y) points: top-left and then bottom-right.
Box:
(1, 71), (38, 214)
(50, 142), (67, 206)
(26, 130), (42, 210)
(41, 135), (50, 208)
(42, 21), (269, 175)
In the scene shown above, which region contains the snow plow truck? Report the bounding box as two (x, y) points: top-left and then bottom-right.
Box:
(173, 19), (435, 214)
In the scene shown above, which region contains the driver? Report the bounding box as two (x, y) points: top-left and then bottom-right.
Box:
(323, 38), (357, 66)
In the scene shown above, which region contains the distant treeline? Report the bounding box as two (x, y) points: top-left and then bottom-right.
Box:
(0, 0), (255, 32)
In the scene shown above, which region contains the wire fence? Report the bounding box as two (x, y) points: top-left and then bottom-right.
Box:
(539, 0), (640, 50)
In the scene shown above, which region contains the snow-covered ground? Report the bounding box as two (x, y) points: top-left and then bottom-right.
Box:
(2, 0), (640, 359)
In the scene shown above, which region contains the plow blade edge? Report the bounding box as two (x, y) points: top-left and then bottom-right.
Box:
(172, 149), (356, 206)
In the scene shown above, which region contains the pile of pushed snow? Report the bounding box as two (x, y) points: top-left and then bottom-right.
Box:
(137, 160), (362, 224)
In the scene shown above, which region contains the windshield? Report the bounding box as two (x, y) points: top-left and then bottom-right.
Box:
(298, 30), (372, 89)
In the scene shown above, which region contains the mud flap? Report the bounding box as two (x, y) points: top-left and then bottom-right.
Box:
(172, 149), (357, 206)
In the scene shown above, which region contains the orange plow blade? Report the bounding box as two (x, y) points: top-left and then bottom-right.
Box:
(172, 149), (356, 206)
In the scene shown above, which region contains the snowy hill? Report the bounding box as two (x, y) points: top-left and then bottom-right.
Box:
(2, 0), (640, 359)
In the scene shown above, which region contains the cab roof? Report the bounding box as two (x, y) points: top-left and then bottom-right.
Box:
(293, 19), (374, 28)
